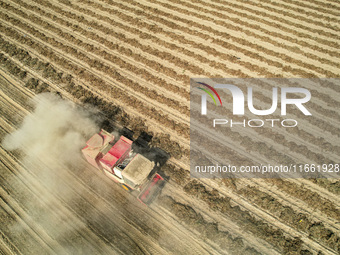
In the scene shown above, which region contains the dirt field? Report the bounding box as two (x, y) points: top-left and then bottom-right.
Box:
(0, 0), (339, 254)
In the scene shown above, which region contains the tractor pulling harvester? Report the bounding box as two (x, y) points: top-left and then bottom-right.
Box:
(82, 129), (165, 205)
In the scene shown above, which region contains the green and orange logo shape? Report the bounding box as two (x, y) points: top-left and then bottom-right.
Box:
(196, 82), (222, 106)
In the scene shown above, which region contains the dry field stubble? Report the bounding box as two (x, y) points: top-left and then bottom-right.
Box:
(0, 0), (339, 254)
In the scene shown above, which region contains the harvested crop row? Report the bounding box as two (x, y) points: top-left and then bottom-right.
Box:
(0, 140), (162, 254)
(266, 179), (340, 220)
(64, 0), (340, 103)
(272, 0), (340, 18)
(19, 0), (340, 122)
(6, 0), (190, 98)
(183, 180), (315, 254)
(191, 109), (336, 168)
(0, 229), (21, 255)
(310, 179), (340, 196)
(0, 6), (189, 117)
(1, 20), (191, 135)
(166, 0), (340, 78)
(52, 1), (337, 107)
(156, 0), (340, 58)
(0, 37), (189, 159)
(207, 0), (339, 35)
(22, 0), (206, 83)
(160, 196), (262, 255)
(0, 166), (101, 253)
(191, 94), (340, 159)
(237, 185), (340, 253)
(0, 199), (47, 254)
(113, 0), (340, 77)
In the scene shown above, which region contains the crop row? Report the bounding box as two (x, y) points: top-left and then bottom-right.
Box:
(191, 146), (253, 170)
(41, 0), (340, 103)
(13, 0), (340, 142)
(191, 118), (298, 167)
(0, 2), (190, 116)
(220, 78), (340, 124)
(266, 178), (340, 220)
(28, 0), (265, 77)
(0, 36), (189, 159)
(309, 179), (340, 195)
(4, 1), (339, 163)
(55, 0), (298, 79)
(87, 0), (340, 95)
(16, 0), (210, 83)
(2, 0), (191, 98)
(190, 103), (339, 191)
(54, 0), (340, 106)
(0, 54), (27, 81)
(160, 196), (261, 255)
(171, 1), (340, 66)
(238, 185), (340, 252)
(191, 96), (339, 195)
(264, 0), (340, 19)
(191, 120), (335, 177)
(183, 180), (312, 254)
(87, 0), (312, 78)
(160, 0), (340, 56)
(203, 0), (339, 39)
(20, 0), (206, 84)
(193, 82), (340, 139)
(2, 42), (334, 252)
(72, 0), (263, 75)
(0, 14), (191, 136)
(191, 93), (340, 158)
(16, 0), (340, 116)
(111, 0), (340, 76)
(208, 0), (339, 34)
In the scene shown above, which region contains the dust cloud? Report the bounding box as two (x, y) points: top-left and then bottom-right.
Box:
(1, 93), (111, 254)
(2, 92), (99, 165)
(2, 93), (167, 254)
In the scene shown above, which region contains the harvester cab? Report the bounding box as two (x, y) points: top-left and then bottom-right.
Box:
(82, 129), (165, 205)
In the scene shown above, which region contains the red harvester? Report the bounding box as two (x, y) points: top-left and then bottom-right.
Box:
(82, 129), (165, 205)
